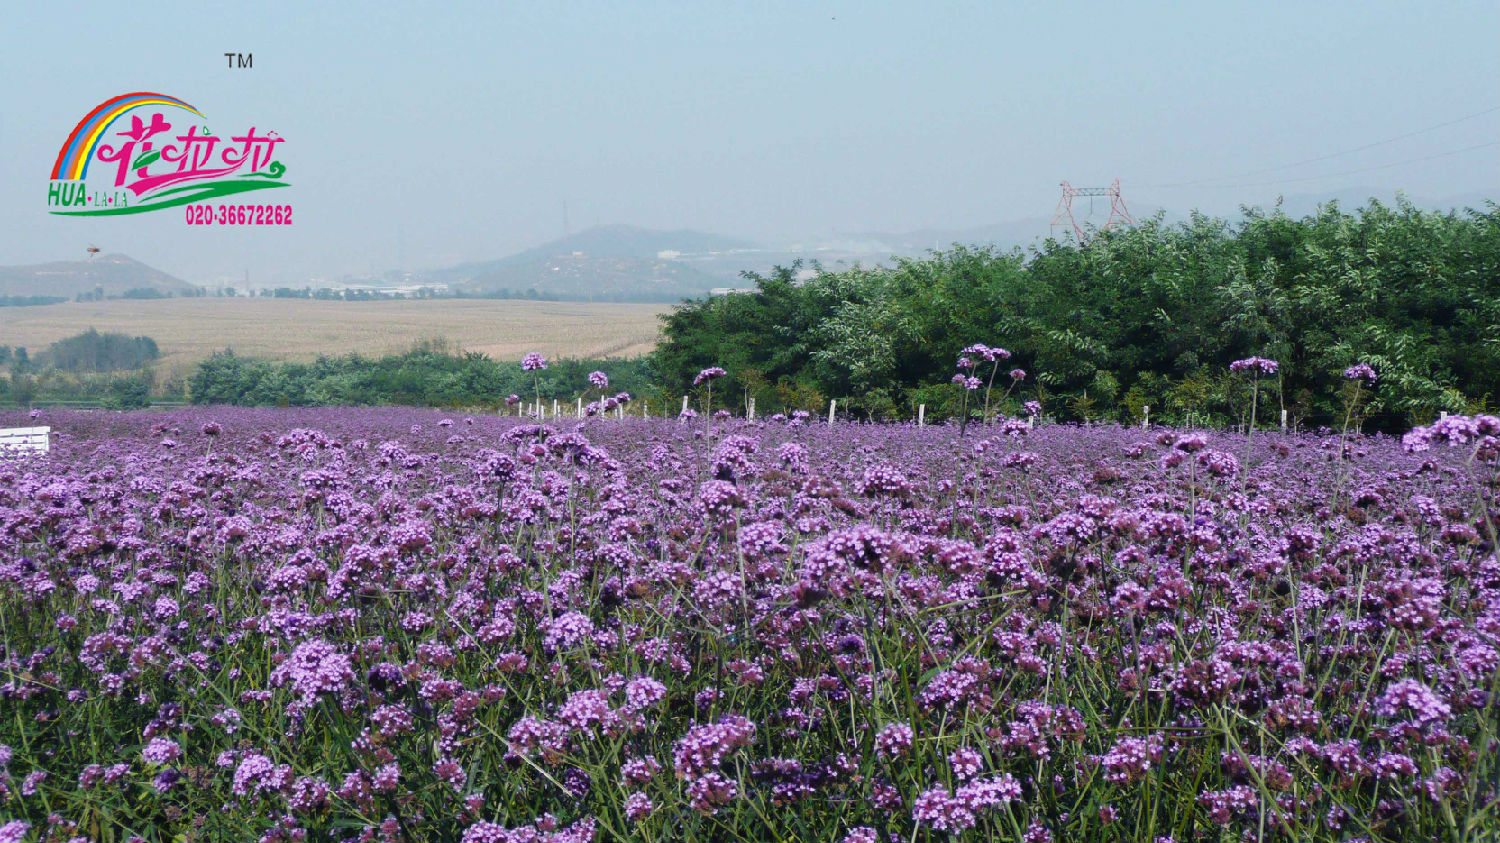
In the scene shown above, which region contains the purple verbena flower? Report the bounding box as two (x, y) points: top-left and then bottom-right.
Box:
(694, 367), (727, 386)
(1229, 356), (1279, 375)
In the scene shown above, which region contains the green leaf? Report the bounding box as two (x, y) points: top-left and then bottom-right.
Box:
(131, 150), (161, 170)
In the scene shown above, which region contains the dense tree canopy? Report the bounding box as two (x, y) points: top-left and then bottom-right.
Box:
(187, 347), (657, 409)
(654, 199), (1500, 429)
(42, 328), (159, 373)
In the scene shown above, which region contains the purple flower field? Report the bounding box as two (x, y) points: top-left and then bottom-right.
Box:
(1, 407), (1497, 842)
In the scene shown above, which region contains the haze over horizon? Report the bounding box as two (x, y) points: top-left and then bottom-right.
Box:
(2, 1), (1497, 286)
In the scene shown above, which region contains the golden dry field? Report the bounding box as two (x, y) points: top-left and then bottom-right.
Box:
(0, 298), (668, 380)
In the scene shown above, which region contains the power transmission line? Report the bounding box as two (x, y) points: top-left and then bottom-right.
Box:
(1177, 140), (1500, 190)
(1140, 104), (1500, 189)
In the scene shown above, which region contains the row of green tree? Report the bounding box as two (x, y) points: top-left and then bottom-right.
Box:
(1, 371), (159, 410)
(2, 330), (165, 409)
(186, 344), (658, 409)
(5, 330), (159, 375)
(652, 199), (1500, 430)
(34, 328), (160, 373)
(0, 295), (67, 307)
(71, 287), (216, 302)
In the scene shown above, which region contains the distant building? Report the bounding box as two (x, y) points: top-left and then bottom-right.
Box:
(338, 282), (450, 296)
(656, 250), (681, 260)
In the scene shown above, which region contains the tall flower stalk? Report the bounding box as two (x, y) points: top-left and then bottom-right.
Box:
(1334, 363), (1378, 505)
(952, 368), (980, 437)
(1230, 356), (1279, 481)
(522, 352), (548, 418)
(582, 370), (609, 418)
(999, 368), (1027, 415)
(1339, 364), (1376, 452)
(961, 344), (1012, 424)
(695, 367), (726, 437)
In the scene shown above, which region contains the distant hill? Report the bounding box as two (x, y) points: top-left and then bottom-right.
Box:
(431, 192), (1497, 302)
(433, 225), (760, 301)
(0, 254), (193, 299)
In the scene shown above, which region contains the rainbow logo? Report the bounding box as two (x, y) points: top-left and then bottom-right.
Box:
(46, 91), (288, 217)
(51, 92), (205, 181)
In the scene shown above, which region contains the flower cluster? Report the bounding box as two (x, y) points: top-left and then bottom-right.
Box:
(960, 343), (1011, 363)
(693, 367), (727, 386)
(268, 639), (356, 706)
(912, 774), (1021, 831)
(1229, 356), (1280, 374)
(1402, 413), (1500, 456)
(672, 716), (757, 814)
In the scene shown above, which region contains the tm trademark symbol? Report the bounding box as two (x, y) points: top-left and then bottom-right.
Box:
(225, 52), (252, 69)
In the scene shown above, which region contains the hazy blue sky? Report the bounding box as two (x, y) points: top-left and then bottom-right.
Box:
(2, 1), (1497, 284)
